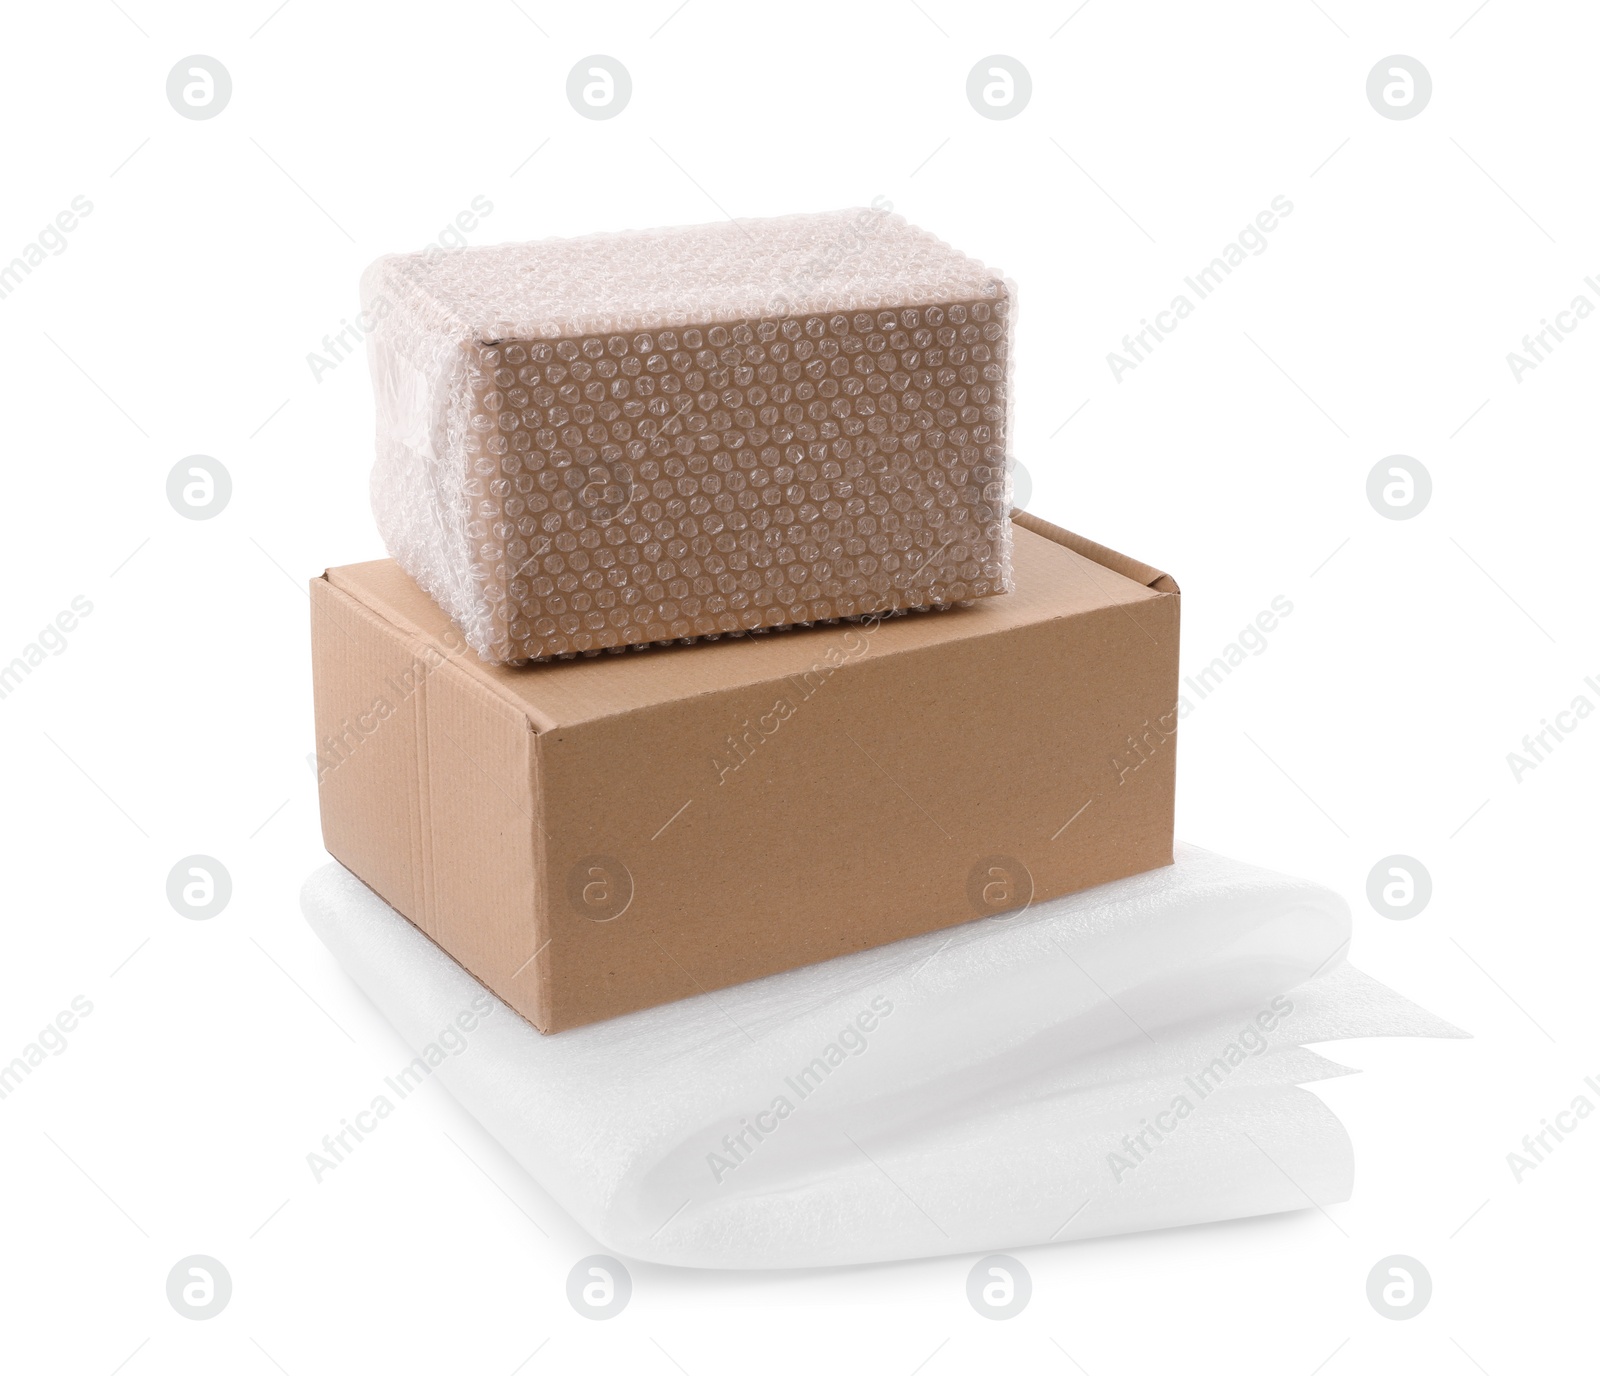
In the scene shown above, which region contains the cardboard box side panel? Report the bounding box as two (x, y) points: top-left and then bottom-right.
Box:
(420, 665), (548, 1030)
(310, 577), (427, 921)
(535, 594), (1179, 1029)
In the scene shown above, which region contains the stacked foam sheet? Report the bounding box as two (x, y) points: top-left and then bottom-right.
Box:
(361, 209), (1015, 663)
(302, 844), (1462, 1269)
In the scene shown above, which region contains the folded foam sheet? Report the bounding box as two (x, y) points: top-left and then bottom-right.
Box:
(361, 209), (1014, 663)
(302, 845), (1463, 1269)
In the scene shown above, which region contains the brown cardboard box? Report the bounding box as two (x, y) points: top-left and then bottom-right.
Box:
(310, 512), (1179, 1032)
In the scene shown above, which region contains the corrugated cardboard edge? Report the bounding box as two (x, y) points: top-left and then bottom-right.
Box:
(1011, 507), (1180, 877)
(311, 573), (552, 1030)
(1011, 509), (1180, 595)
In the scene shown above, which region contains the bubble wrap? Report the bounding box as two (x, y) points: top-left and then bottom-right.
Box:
(361, 209), (1015, 663)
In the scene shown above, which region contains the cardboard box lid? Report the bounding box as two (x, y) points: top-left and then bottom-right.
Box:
(324, 515), (1175, 732)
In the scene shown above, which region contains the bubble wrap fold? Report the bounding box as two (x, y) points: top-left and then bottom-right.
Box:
(301, 845), (1463, 1269)
(361, 209), (1015, 663)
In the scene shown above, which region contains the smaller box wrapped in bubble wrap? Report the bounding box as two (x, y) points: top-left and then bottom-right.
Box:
(361, 208), (1015, 664)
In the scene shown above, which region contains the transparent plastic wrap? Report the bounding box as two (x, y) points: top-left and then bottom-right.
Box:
(361, 209), (1016, 663)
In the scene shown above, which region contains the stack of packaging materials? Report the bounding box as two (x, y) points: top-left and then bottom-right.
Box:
(306, 209), (1459, 1266)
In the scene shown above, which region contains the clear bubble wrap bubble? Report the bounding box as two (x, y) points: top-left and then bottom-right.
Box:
(361, 209), (1016, 664)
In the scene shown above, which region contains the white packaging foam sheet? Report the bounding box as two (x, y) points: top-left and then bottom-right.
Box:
(300, 845), (1464, 1269)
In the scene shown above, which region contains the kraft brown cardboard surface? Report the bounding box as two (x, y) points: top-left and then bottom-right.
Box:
(311, 516), (1179, 1031)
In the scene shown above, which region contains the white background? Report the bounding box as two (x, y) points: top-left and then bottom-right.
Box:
(1, 1), (1595, 1371)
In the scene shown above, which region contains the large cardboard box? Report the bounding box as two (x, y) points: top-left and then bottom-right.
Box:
(310, 512), (1180, 1032)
